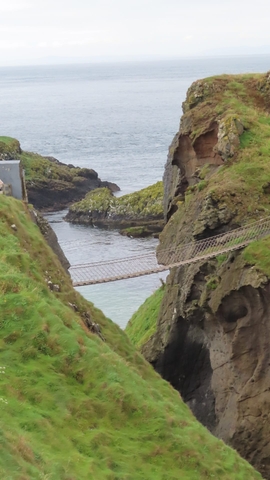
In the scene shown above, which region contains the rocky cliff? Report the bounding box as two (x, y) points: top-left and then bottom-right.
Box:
(141, 72), (270, 479)
(65, 181), (164, 236)
(0, 136), (119, 210)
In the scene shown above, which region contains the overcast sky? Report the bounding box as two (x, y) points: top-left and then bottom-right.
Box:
(0, 0), (270, 65)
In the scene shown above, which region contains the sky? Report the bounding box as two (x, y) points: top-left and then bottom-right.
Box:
(0, 0), (270, 65)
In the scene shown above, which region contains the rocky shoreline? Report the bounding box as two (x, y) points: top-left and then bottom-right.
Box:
(65, 181), (165, 237)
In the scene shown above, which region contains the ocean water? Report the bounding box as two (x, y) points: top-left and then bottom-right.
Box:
(1, 55), (270, 327)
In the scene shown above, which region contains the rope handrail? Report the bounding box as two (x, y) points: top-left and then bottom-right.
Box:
(70, 251), (157, 269)
(69, 216), (270, 286)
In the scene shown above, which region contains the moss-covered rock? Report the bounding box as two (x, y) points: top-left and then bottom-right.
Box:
(216, 114), (244, 161)
(0, 136), (21, 159)
(136, 72), (270, 479)
(66, 181), (165, 234)
(0, 136), (119, 210)
(162, 72), (270, 241)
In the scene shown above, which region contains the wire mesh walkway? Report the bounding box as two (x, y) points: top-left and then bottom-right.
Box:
(70, 217), (270, 286)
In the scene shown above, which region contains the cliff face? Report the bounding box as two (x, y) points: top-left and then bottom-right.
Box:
(30, 208), (70, 272)
(142, 72), (270, 478)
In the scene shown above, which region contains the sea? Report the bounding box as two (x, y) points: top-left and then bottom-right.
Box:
(1, 55), (270, 328)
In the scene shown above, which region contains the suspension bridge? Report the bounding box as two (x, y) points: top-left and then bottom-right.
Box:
(69, 217), (270, 287)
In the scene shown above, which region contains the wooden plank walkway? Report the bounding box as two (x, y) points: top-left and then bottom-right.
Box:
(69, 217), (270, 286)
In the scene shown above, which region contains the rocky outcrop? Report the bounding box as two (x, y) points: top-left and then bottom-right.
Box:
(143, 254), (270, 479)
(26, 166), (119, 211)
(30, 209), (70, 272)
(141, 72), (270, 478)
(65, 182), (164, 235)
(24, 155), (119, 211)
(0, 136), (119, 211)
(0, 137), (21, 159)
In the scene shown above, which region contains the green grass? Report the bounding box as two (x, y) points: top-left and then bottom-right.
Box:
(69, 186), (114, 213)
(0, 136), (21, 157)
(243, 236), (270, 276)
(159, 73), (270, 262)
(0, 136), (18, 145)
(69, 181), (164, 220)
(206, 277), (219, 290)
(0, 137), (98, 192)
(20, 150), (91, 183)
(126, 287), (165, 348)
(199, 75), (270, 224)
(216, 253), (229, 266)
(197, 180), (208, 191)
(0, 194), (262, 479)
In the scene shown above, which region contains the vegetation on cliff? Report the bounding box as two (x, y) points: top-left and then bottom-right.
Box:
(0, 194), (262, 479)
(126, 286), (165, 348)
(131, 72), (270, 478)
(0, 136), (118, 210)
(160, 72), (270, 274)
(0, 136), (21, 158)
(66, 181), (164, 233)
(162, 72), (270, 248)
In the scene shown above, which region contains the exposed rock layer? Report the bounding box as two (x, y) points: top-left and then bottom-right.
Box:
(30, 209), (70, 272)
(26, 156), (119, 211)
(142, 72), (270, 478)
(0, 137), (119, 211)
(65, 182), (164, 235)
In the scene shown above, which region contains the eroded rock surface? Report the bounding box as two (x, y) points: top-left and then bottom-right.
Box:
(65, 182), (164, 235)
(142, 72), (270, 478)
(30, 209), (70, 272)
(143, 254), (270, 477)
(0, 136), (119, 211)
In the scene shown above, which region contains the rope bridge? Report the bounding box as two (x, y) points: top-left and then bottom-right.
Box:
(70, 217), (270, 286)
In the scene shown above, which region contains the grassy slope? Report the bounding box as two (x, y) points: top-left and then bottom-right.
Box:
(126, 287), (165, 348)
(0, 135), (96, 185)
(20, 151), (79, 183)
(0, 195), (262, 479)
(0, 137), (21, 157)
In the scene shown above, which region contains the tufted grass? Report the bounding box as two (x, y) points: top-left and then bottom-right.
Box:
(0, 137), (99, 207)
(0, 136), (18, 146)
(194, 74), (270, 224)
(69, 181), (164, 220)
(20, 150), (96, 184)
(243, 237), (270, 277)
(0, 136), (21, 157)
(0, 194), (263, 479)
(126, 286), (165, 348)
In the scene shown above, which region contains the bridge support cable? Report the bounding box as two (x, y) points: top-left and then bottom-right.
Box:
(69, 217), (270, 286)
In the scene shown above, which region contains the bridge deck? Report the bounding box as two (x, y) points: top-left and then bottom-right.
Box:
(69, 217), (270, 286)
